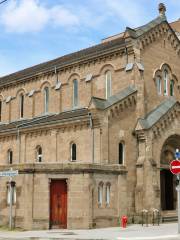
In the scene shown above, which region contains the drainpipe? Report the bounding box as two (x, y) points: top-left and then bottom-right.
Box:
(88, 112), (94, 164)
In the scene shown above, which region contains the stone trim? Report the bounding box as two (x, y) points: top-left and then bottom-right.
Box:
(0, 163), (127, 175)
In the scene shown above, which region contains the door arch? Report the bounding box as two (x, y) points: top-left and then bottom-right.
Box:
(160, 135), (180, 211)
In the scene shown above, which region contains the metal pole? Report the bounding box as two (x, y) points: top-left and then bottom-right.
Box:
(9, 178), (13, 230)
(177, 174), (180, 234)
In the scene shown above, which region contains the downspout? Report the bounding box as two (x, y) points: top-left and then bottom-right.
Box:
(88, 112), (94, 164)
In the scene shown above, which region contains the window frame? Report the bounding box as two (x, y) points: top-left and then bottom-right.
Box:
(105, 184), (111, 206)
(7, 149), (13, 165)
(163, 69), (168, 96)
(170, 79), (174, 96)
(19, 94), (24, 118)
(105, 71), (112, 99)
(44, 87), (49, 114)
(71, 143), (76, 161)
(119, 142), (125, 165)
(36, 146), (42, 162)
(73, 79), (78, 108)
(98, 183), (103, 207)
(156, 76), (162, 95)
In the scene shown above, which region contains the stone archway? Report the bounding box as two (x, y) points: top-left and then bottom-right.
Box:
(160, 135), (180, 211)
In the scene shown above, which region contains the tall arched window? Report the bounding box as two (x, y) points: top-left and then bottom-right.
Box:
(71, 143), (76, 161)
(7, 149), (13, 164)
(170, 80), (174, 96)
(44, 87), (49, 113)
(19, 94), (24, 118)
(73, 79), (78, 108)
(105, 71), (112, 99)
(98, 183), (103, 206)
(156, 76), (162, 95)
(163, 70), (168, 96)
(119, 142), (124, 165)
(105, 184), (111, 206)
(36, 146), (42, 162)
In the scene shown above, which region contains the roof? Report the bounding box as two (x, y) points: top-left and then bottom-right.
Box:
(0, 37), (125, 87)
(138, 98), (177, 130)
(126, 15), (167, 38)
(91, 86), (137, 110)
(0, 108), (89, 132)
(0, 13), (176, 87)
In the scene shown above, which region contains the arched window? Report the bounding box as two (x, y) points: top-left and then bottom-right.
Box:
(156, 76), (162, 95)
(119, 142), (124, 165)
(71, 143), (76, 161)
(36, 146), (42, 162)
(44, 87), (49, 113)
(73, 79), (78, 108)
(105, 71), (112, 99)
(163, 70), (168, 96)
(19, 94), (24, 118)
(98, 183), (103, 206)
(7, 149), (13, 164)
(0, 100), (2, 122)
(170, 80), (174, 96)
(105, 184), (111, 205)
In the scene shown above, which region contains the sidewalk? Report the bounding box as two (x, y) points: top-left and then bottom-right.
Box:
(0, 223), (179, 240)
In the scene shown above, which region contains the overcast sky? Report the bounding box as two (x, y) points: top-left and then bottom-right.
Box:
(0, 0), (179, 76)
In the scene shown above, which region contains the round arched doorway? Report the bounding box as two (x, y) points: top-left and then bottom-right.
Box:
(160, 135), (180, 211)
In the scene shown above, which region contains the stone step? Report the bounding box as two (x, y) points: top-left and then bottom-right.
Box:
(162, 215), (178, 223)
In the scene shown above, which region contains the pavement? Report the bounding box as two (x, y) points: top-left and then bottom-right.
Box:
(0, 223), (179, 240)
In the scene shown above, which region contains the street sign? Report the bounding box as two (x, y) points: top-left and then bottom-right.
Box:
(175, 152), (180, 159)
(0, 170), (18, 177)
(170, 160), (180, 175)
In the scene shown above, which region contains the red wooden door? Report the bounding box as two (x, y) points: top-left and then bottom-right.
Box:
(50, 180), (67, 228)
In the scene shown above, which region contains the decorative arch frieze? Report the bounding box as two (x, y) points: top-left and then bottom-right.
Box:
(138, 22), (180, 57)
(107, 93), (137, 120)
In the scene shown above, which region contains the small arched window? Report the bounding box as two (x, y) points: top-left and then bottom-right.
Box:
(105, 71), (112, 99)
(170, 80), (174, 96)
(44, 87), (49, 113)
(73, 79), (78, 108)
(163, 70), (168, 96)
(71, 143), (76, 161)
(156, 76), (162, 95)
(19, 94), (24, 118)
(7, 149), (13, 164)
(105, 184), (111, 206)
(119, 142), (124, 165)
(98, 183), (103, 206)
(36, 146), (42, 162)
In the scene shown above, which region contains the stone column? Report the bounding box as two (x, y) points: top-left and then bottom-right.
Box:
(23, 174), (34, 230)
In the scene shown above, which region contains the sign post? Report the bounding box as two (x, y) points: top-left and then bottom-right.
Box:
(170, 149), (180, 234)
(0, 168), (18, 230)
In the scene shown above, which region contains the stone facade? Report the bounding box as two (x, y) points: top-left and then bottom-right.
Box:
(0, 4), (179, 230)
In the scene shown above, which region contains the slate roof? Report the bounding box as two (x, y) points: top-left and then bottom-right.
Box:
(91, 86), (137, 110)
(0, 37), (125, 87)
(0, 108), (88, 132)
(138, 98), (177, 129)
(0, 13), (176, 88)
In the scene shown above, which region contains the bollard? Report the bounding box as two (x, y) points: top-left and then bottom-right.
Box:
(141, 209), (148, 227)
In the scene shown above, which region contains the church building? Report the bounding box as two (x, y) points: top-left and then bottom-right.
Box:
(0, 3), (179, 230)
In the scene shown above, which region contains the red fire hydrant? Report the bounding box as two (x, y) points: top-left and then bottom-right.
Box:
(121, 215), (128, 228)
